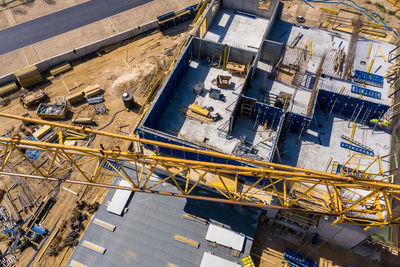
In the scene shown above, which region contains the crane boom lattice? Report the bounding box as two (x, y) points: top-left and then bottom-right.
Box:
(0, 112), (399, 228)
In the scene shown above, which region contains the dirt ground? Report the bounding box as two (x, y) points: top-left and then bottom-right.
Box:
(0, 27), (188, 266)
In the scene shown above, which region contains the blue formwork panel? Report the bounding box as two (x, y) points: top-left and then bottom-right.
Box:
(286, 113), (311, 134)
(143, 45), (191, 129)
(353, 70), (383, 87)
(136, 127), (273, 185)
(249, 99), (283, 128)
(340, 142), (374, 155)
(351, 85), (381, 99)
(101, 159), (125, 172)
(317, 90), (389, 124)
(158, 6), (197, 30)
(284, 247), (317, 267)
(157, 11), (175, 21)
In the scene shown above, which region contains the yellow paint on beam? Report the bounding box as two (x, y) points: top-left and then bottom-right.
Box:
(339, 86), (345, 93)
(367, 42), (372, 59)
(138, 38), (154, 47)
(350, 123), (356, 140)
(93, 218), (116, 231)
(319, 7), (338, 14)
(308, 41), (312, 59)
(367, 59), (374, 72)
(212, 181), (235, 191)
(379, 46), (387, 62)
(174, 235), (200, 248)
(223, 45), (228, 71)
(82, 240), (106, 254)
(70, 260), (88, 267)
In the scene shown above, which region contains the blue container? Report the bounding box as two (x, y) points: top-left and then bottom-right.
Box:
(32, 224), (47, 235)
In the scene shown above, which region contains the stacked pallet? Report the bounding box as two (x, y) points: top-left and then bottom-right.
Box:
(14, 66), (43, 88)
(83, 84), (102, 98)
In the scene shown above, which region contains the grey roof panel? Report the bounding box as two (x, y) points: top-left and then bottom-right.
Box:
(68, 172), (260, 267)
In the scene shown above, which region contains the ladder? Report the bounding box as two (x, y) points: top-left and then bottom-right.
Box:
(217, 120), (229, 137)
(341, 135), (373, 151)
(360, 108), (372, 125)
(241, 103), (253, 119)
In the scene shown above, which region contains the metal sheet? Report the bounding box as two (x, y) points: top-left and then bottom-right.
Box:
(205, 224), (245, 251)
(106, 180), (132, 215)
(200, 252), (240, 267)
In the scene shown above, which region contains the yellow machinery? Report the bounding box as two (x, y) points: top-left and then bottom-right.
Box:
(189, 104), (210, 117)
(0, 112), (399, 229)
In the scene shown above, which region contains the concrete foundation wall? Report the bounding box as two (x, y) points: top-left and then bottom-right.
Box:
(222, 0), (279, 19)
(192, 38), (256, 66)
(0, 20), (159, 86)
(207, 0), (220, 29)
(0, 74), (15, 87)
(193, 0), (217, 38)
(260, 40), (284, 64)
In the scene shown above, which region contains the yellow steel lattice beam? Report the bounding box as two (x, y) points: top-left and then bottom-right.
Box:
(0, 135), (398, 227)
(0, 114), (398, 227)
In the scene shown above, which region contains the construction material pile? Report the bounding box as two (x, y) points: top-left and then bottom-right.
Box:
(48, 201), (99, 257)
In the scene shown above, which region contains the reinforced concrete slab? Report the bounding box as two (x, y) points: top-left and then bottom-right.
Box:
(157, 60), (274, 160)
(269, 20), (351, 59)
(204, 9), (269, 51)
(280, 108), (391, 173)
(247, 61), (312, 116)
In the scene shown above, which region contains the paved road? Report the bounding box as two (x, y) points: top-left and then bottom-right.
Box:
(0, 0), (153, 55)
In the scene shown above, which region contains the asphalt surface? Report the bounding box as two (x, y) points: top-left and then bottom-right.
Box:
(0, 0), (153, 55)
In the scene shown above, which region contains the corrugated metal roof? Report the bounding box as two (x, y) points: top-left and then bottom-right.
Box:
(68, 170), (261, 267)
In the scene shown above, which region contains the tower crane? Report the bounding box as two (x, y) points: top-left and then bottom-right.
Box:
(0, 112), (398, 229)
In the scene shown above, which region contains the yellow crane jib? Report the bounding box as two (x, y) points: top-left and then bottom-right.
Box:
(0, 112), (398, 228)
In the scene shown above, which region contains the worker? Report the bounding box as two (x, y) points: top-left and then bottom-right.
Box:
(282, 261), (290, 267)
(369, 118), (379, 124)
(153, 150), (159, 156)
(380, 119), (390, 129)
(19, 97), (25, 107)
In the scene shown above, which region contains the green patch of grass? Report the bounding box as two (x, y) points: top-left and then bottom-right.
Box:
(365, 0), (372, 3)
(374, 2), (386, 12)
(388, 10), (397, 15)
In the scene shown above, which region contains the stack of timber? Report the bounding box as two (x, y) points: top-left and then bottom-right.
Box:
(0, 82), (18, 97)
(49, 62), (72, 77)
(14, 66), (43, 88)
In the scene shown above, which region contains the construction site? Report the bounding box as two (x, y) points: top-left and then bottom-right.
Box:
(0, 0), (399, 266)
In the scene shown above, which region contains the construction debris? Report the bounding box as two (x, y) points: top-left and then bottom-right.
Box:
(37, 103), (68, 119)
(21, 90), (47, 107)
